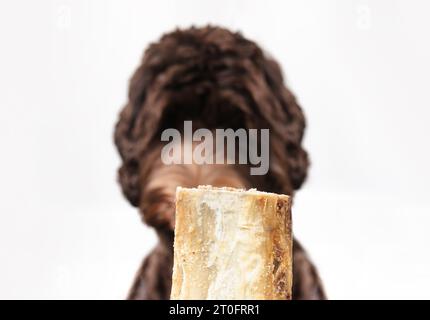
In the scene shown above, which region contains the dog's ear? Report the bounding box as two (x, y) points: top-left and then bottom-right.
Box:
(261, 57), (309, 191)
(114, 61), (152, 207)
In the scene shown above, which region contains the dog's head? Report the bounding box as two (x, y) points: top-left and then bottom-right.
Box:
(114, 26), (308, 235)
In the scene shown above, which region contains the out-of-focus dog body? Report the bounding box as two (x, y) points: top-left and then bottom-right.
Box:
(114, 26), (326, 299)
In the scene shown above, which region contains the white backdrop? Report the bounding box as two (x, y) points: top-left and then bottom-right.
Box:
(1, 0), (429, 299)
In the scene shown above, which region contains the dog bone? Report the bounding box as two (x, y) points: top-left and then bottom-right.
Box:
(171, 186), (292, 300)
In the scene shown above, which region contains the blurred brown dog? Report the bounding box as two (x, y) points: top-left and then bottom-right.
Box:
(114, 26), (325, 299)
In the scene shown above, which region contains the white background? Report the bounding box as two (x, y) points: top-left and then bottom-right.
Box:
(0, 0), (429, 299)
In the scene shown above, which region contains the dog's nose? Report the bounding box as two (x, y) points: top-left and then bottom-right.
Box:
(142, 162), (249, 231)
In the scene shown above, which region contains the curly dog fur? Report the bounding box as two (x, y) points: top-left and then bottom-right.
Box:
(114, 26), (326, 299)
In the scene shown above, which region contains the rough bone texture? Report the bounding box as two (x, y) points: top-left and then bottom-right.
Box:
(171, 186), (292, 300)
